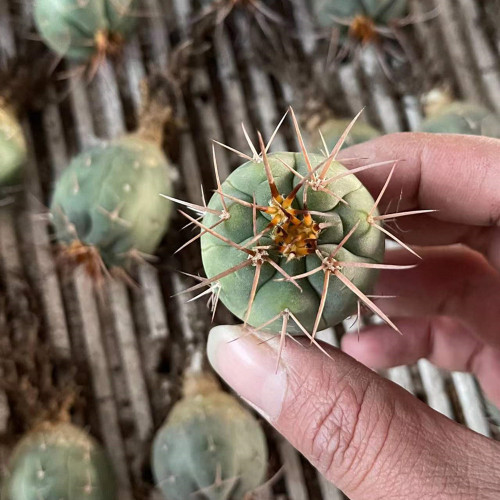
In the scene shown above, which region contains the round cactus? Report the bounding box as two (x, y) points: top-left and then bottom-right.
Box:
(420, 101), (500, 137)
(173, 112), (425, 341)
(309, 118), (381, 154)
(50, 134), (173, 270)
(312, 0), (408, 33)
(34, 0), (139, 61)
(0, 104), (27, 188)
(200, 151), (384, 335)
(152, 372), (268, 500)
(2, 422), (116, 500)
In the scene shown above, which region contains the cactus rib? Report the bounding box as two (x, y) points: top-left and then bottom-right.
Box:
(165, 109), (433, 363)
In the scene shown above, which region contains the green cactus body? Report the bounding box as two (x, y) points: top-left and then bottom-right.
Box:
(420, 101), (500, 137)
(2, 422), (116, 500)
(34, 0), (138, 61)
(309, 118), (381, 154)
(0, 105), (27, 187)
(152, 373), (268, 500)
(50, 134), (173, 269)
(312, 0), (408, 31)
(200, 152), (384, 334)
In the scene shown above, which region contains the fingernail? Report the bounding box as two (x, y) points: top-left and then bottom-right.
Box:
(207, 325), (287, 421)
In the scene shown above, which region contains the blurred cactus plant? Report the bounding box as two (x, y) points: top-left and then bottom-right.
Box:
(50, 76), (175, 278)
(312, 0), (408, 33)
(34, 0), (139, 64)
(2, 422), (116, 500)
(152, 372), (268, 500)
(420, 88), (500, 137)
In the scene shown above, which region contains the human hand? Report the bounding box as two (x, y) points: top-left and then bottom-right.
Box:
(206, 133), (500, 499)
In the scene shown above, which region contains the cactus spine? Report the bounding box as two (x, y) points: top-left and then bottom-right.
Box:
(308, 117), (381, 154)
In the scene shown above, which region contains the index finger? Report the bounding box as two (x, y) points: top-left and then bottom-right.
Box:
(338, 132), (500, 228)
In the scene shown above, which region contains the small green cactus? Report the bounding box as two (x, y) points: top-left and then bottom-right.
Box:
(34, 0), (139, 61)
(152, 372), (268, 500)
(170, 111), (426, 342)
(309, 118), (381, 154)
(50, 78), (174, 276)
(0, 104), (27, 188)
(312, 0), (408, 33)
(420, 89), (500, 137)
(2, 422), (116, 500)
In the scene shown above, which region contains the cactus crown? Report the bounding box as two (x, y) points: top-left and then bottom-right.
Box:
(167, 109), (433, 360)
(349, 15), (378, 44)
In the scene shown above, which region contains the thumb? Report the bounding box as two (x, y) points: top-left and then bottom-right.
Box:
(207, 325), (500, 500)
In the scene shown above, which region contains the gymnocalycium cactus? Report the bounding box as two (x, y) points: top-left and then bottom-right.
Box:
(312, 0), (408, 39)
(50, 78), (174, 277)
(152, 372), (268, 500)
(0, 103), (27, 189)
(34, 0), (138, 63)
(308, 117), (381, 154)
(167, 110), (431, 346)
(420, 89), (500, 137)
(2, 422), (116, 500)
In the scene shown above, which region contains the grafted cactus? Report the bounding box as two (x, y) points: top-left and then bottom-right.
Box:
(50, 77), (175, 277)
(0, 104), (27, 188)
(308, 117), (381, 154)
(169, 110), (428, 344)
(1, 422), (116, 500)
(152, 372), (268, 500)
(420, 89), (500, 137)
(34, 0), (139, 62)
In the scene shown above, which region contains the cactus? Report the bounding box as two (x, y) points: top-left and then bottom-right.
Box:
(420, 89), (500, 137)
(308, 117), (381, 154)
(0, 103), (27, 188)
(2, 422), (116, 500)
(167, 110), (430, 347)
(50, 78), (175, 276)
(34, 0), (139, 62)
(152, 372), (268, 500)
(312, 0), (408, 36)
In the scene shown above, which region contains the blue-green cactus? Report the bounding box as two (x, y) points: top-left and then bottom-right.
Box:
(420, 101), (500, 137)
(312, 0), (408, 32)
(2, 422), (116, 500)
(198, 151), (385, 334)
(152, 373), (268, 500)
(0, 104), (27, 188)
(50, 134), (173, 270)
(34, 0), (139, 61)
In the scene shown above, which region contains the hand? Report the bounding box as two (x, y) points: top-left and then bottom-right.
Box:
(206, 133), (500, 499)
